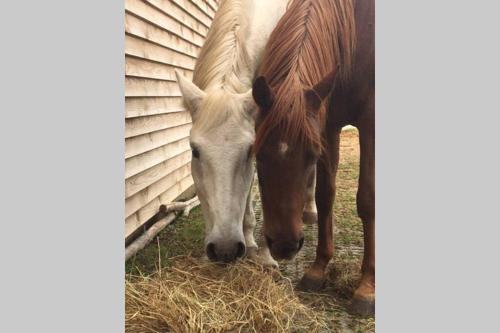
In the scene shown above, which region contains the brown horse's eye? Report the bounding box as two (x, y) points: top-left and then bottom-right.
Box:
(192, 147), (200, 159)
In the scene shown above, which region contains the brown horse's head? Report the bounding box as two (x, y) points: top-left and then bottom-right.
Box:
(252, 71), (336, 260)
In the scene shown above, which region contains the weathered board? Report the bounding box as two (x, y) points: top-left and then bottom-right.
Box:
(125, 0), (219, 239)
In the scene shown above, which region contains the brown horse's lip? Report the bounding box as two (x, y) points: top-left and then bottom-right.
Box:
(273, 252), (298, 261)
(269, 247), (299, 261)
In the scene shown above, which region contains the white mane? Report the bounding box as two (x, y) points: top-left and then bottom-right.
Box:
(192, 0), (254, 94)
(190, 0), (290, 132)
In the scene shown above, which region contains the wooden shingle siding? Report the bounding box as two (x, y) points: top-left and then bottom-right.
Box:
(125, 56), (193, 81)
(125, 112), (192, 138)
(125, 0), (219, 239)
(170, 0), (213, 26)
(125, 96), (185, 118)
(125, 35), (196, 70)
(147, 0), (210, 33)
(125, 123), (191, 159)
(125, 174), (194, 239)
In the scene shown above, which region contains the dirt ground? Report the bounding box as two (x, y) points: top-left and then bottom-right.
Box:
(126, 128), (375, 332)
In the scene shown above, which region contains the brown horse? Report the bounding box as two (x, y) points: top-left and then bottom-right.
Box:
(252, 0), (375, 315)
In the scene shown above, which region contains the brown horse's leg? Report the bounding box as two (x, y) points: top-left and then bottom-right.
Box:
(350, 118), (375, 316)
(298, 129), (341, 291)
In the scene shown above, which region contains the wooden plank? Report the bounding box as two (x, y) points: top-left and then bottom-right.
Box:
(158, 175), (194, 207)
(125, 162), (191, 218)
(125, 175), (194, 238)
(126, 0), (208, 39)
(125, 0), (208, 40)
(125, 96), (186, 118)
(205, 0), (218, 13)
(126, 149), (192, 198)
(125, 56), (193, 81)
(125, 34), (196, 70)
(125, 213), (141, 239)
(169, 0), (212, 27)
(188, 0), (215, 19)
(125, 137), (190, 179)
(145, 0), (210, 36)
(125, 15), (200, 59)
(125, 77), (181, 97)
(125, 13), (201, 58)
(125, 123), (192, 159)
(125, 111), (191, 138)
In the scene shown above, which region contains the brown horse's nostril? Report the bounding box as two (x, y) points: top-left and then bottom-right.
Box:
(267, 236), (303, 260)
(265, 235), (273, 248)
(206, 242), (217, 261)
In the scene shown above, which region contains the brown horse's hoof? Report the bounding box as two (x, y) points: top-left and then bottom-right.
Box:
(302, 211), (318, 225)
(349, 295), (375, 316)
(297, 274), (325, 292)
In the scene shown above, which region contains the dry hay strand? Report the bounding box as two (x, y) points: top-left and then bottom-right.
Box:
(326, 255), (362, 300)
(126, 255), (330, 333)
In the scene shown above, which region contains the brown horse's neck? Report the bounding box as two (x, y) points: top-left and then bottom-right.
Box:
(326, 0), (374, 129)
(254, 0), (356, 153)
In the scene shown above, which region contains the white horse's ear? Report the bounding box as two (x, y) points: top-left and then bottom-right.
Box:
(175, 70), (205, 117)
(240, 89), (258, 120)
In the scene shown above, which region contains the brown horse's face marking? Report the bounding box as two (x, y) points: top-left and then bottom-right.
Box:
(256, 130), (319, 260)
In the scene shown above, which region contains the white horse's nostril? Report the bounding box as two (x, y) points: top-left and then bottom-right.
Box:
(207, 241), (246, 262)
(206, 243), (217, 261)
(236, 241), (246, 258)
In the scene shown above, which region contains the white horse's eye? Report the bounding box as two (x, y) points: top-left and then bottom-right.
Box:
(192, 147), (200, 159)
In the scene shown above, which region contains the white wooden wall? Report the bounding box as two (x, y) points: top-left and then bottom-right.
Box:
(125, 0), (219, 239)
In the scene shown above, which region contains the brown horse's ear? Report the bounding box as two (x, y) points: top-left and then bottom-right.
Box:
(305, 90), (323, 111)
(252, 76), (274, 111)
(305, 67), (338, 110)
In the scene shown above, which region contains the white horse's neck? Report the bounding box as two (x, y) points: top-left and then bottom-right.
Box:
(192, 0), (288, 94)
(245, 0), (290, 79)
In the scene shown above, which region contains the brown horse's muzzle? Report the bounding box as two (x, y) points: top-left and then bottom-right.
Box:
(265, 234), (304, 260)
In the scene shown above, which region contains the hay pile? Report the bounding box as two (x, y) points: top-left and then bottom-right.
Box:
(126, 256), (329, 333)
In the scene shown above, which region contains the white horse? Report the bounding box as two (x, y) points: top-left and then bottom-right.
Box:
(176, 0), (317, 265)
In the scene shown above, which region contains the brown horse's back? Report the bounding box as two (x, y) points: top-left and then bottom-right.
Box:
(329, 0), (374, 128)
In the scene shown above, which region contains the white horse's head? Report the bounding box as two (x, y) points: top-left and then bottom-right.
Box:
(176, 71), (256, 262)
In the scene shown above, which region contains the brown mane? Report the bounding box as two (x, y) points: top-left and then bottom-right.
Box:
(254, 0), (356, 153)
